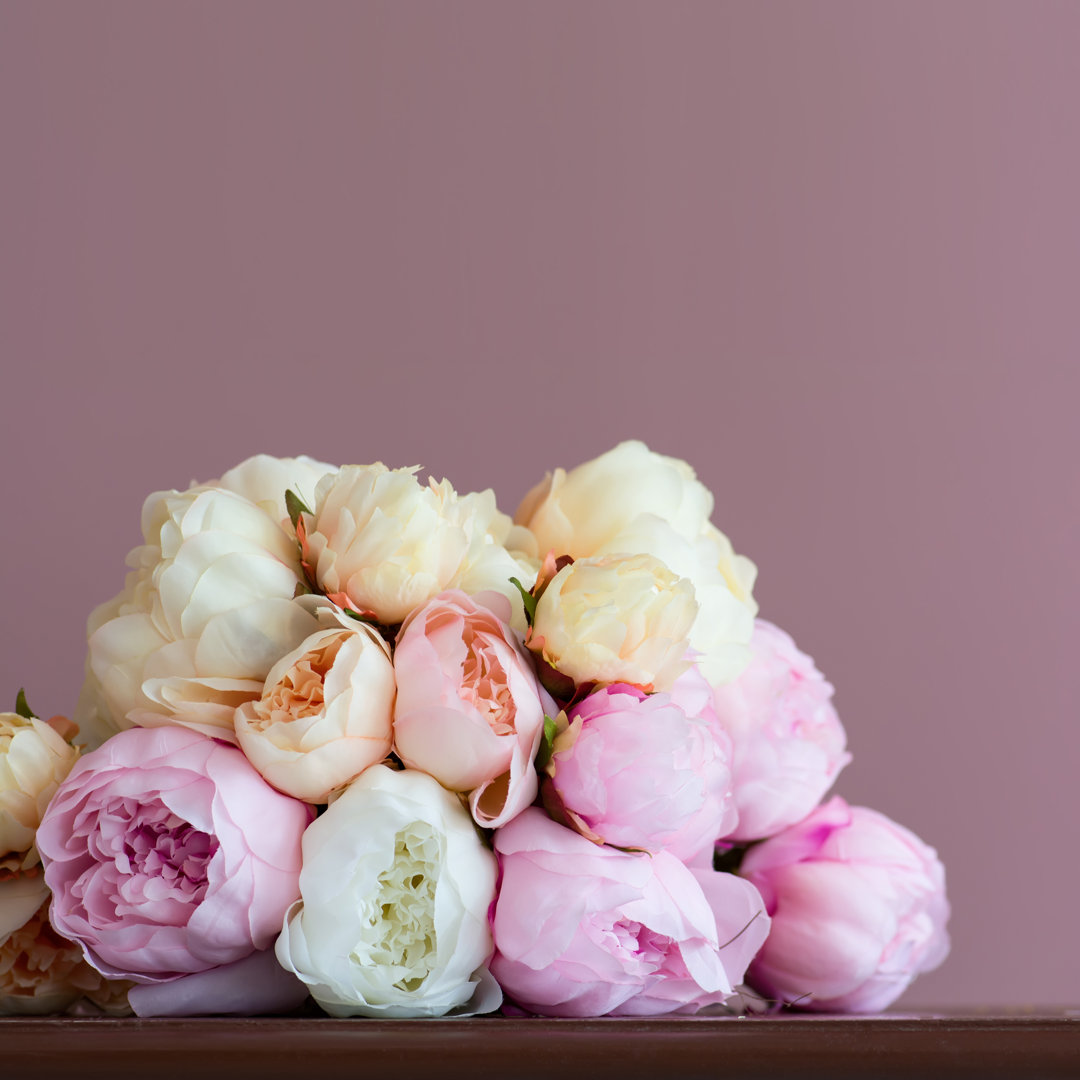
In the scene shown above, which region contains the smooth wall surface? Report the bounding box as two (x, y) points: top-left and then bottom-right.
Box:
(2, 2), (1077, 1008)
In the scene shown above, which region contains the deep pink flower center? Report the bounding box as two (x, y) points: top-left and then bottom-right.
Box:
(77, 797), (219, 926)
(126, 818), (215, 890)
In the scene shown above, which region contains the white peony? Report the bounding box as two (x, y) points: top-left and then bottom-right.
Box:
(516, 441), (758, 684)
(529, 553), (698, 692)
(275, 764), (501, 1018)
(299, 463), (531, 627)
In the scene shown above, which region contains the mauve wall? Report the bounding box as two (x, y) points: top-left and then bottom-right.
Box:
(1, 2), (1077, 1008)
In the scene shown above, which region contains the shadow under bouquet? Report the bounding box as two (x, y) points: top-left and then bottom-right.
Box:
(0, 442), (949, 1018)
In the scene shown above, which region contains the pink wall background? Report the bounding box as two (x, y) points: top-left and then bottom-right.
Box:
(2, 2), (1077, 1008)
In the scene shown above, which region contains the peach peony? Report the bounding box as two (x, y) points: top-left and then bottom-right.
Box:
(235, 614), (395, 803)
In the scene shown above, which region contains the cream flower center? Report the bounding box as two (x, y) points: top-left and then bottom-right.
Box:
(351, 822), (440, 992)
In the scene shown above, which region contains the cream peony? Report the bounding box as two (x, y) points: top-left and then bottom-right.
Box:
(214, 453), (337, 532)
(234, 613), (396, 803)
(597, 516), (758, 685)
(529, 553), (698, 692)
(276, 765), (501, 1017)
(78, 484), (320, 743)
(0, 714), (79, 873)
(299, 463), (531, 627)
(515, 439), (715, 556)
(515, 441), (758, 684)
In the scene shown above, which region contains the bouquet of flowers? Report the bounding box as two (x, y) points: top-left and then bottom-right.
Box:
(0, 442), (949, 1018)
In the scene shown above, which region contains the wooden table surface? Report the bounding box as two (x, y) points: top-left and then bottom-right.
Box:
(3, 1012), (1077, 1079)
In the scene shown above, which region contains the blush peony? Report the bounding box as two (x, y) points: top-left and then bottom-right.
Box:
(393, 591), (552, 828)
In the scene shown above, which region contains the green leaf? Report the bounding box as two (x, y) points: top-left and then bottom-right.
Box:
(285, 488), (313, 531)
(508, 577), (537, 625)
(534, 714), (559, 772)
(14, 688), (37, 720)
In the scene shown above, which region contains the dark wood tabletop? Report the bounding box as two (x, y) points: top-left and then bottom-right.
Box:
(3, 1011), (1077, 1080)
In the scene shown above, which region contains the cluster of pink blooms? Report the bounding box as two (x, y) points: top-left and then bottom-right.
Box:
(0, 443), (949, 1018)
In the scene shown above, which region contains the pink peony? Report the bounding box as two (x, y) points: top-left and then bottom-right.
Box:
(546, 679), (736, 862)
(740, 796), (950, 1012)
(710, 619), (850, 842)
(36, 726), (311, 991)
(490, 809), (769, 1017)
(393, 591), (553, 828)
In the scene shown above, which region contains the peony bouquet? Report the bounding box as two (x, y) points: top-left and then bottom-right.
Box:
(0, 442), (949, 1018)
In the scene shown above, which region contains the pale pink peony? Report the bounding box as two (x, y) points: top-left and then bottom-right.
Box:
(393, 591), (552, 828)
(490, 809), (769, 1017)
(36, 726), (311, 989)
(740, 796), (950, 1012)
(546, 679), (737, 862)
(710, 619), (850, 841)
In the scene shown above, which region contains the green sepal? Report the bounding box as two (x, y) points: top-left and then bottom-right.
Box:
(534, 714), (559, 772)
(508, 577), (537, 626)
(14, 688), (37, 720)
(342, 607), (378, 626)
(285, 488), (313, 531)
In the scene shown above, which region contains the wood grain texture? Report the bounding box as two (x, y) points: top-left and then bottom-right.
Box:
(3, 1013), (1077, 1080)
